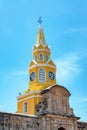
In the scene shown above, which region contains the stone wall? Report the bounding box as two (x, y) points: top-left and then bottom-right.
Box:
(77, 122), (87, 130)
(40, 114), (78, 130)
(36, 85), (74, 117)
(1, 112), (87, 130)
(0, 85), (87, 130)
(0, 112), (39, 130)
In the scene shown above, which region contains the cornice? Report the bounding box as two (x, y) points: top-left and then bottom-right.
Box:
(33, 49), (50, 54)
(29, 63), (56, 70)
(18, 95), (42, 102)
(17, 90), (41, 99)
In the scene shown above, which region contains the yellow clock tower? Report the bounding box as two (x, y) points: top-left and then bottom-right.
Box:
(17, 21), (56, 115)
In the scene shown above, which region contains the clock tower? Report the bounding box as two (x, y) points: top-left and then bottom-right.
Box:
(29, 25), (56, 91)
(17, 23), (56, 115)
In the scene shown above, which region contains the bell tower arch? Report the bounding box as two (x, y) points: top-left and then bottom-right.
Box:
(58, 127), (66, 130)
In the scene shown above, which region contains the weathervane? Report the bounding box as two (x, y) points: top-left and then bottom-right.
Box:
(38, 16), (42, 25)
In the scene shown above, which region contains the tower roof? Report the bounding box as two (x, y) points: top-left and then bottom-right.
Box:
(35, 26), (46, 47)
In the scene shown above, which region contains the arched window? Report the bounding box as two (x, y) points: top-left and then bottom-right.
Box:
(33, 55), (35, 61)
(46, 54), (49, 62)
(24, 102), (28, 113)
(38, 68), (46, 82)
(35, 55), (37, 61)
(40, 53), (44, 61)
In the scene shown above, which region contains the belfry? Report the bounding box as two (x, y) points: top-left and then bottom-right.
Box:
(17, 21), (56, 115)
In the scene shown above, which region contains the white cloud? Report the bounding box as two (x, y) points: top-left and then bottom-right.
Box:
(77, 97), (87, 103)
(54, 52), (81, 84)
(71, 97), (87, 104)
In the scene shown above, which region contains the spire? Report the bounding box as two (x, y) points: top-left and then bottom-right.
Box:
(35, 17), (46, 47)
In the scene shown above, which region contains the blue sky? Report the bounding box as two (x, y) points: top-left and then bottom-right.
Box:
(0, 0), (87, 121)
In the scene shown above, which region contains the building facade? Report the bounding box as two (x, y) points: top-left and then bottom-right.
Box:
(17, 25), (56, 115)
(0, 23), (87, 130)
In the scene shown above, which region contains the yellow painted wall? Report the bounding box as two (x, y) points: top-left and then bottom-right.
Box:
(29, 65), (56, 91)
(17, 92), (41, 115)
(32, 50), (50, 64)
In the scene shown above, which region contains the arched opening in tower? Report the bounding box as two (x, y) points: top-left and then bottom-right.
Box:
(58, 127), (66, 130)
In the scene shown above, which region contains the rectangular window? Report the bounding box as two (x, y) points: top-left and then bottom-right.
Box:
(24, 102), (28, 113)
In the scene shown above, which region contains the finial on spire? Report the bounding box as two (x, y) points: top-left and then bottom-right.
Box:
(38, 16), (42, 25)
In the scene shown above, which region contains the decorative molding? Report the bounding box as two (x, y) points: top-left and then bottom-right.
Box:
(29, 64), (56, 70)
(33, 49), (50, 53)
(18, 95), (42, 102)
(17, 90), (41, 99)
(29, 82), (55, 88)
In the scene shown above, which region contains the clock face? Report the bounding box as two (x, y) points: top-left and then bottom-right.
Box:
(48, 71), (55, 80)
(30, 72), (35, 81)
